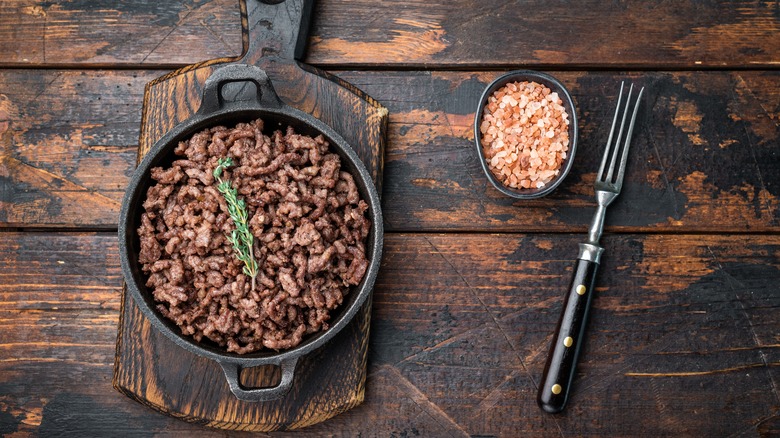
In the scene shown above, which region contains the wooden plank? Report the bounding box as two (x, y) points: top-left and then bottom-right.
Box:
(0, 0), (242, 67)
(2, 69), (778, 232)
(1, 232), (778, 435)
(1, 0), (779, 68)
(308, 0), (780, 69)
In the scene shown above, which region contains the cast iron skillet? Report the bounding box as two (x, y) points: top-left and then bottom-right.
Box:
(118, 64), (383, 402)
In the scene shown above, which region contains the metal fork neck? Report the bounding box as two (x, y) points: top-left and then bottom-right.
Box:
(581, 203), (607, 264)
(587, 204), (607, 245)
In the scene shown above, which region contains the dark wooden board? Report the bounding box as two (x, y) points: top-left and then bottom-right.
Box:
(110, 0), (388, 431)
(2, 0), (779, 68)
(2, 70), (778, 232)
(1, 232), (778, 436)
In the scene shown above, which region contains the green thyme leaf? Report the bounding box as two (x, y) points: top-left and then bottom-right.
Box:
(214, 156), (257, 291)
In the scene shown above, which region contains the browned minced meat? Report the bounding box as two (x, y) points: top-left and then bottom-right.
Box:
(137, 119), (371, 354)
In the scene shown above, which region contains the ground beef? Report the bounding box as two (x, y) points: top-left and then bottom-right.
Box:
(137, 119), (371, 354)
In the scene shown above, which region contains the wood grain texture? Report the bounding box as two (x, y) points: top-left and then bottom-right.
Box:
(1, 232), (778, 436)
(2, 70), (777, 231)
(2, 0), (779, 68)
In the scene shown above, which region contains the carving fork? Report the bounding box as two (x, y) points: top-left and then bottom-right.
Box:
(538, 82), (644, 413)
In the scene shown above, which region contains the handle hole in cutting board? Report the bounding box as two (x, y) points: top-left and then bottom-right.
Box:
(239, 364), (282, 388)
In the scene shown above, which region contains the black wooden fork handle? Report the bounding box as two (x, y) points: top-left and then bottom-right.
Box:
(537, 244), (602, 413)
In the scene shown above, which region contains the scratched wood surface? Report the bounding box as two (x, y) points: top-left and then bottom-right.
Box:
(1, 0), (779, 436)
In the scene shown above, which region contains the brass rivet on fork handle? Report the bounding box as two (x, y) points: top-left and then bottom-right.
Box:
(537, 82), (645, 414)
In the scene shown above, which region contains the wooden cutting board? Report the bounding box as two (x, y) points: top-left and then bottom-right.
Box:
(112, 0), (387, 431)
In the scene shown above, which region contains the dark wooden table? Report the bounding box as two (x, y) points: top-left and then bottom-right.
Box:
(1, 1), (779, 436)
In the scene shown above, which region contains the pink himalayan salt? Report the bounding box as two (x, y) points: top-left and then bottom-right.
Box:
(480, 81), (570, 190)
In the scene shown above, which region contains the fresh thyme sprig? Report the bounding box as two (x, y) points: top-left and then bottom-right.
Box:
(213, 157), (257, 291)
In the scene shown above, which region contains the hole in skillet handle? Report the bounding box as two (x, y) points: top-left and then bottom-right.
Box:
(219, 357), (299, 402)
(197, 64), (283, 116)
(240, 364), (282, 387)
(220, 81), (258, 105)
(474, 70), (579, 199)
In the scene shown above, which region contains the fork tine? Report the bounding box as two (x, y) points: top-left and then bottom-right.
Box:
(615, 86), (644, 186)
(597, 82), (624, 180)
(606, 83), (634, 182)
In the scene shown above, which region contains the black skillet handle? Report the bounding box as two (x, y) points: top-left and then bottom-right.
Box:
(537, 244), (602, 413)
(197, 64), (283, 115)
(219, 356), (299, 402)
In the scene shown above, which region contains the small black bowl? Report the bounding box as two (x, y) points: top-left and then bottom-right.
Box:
(474, 70), (578, 199)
